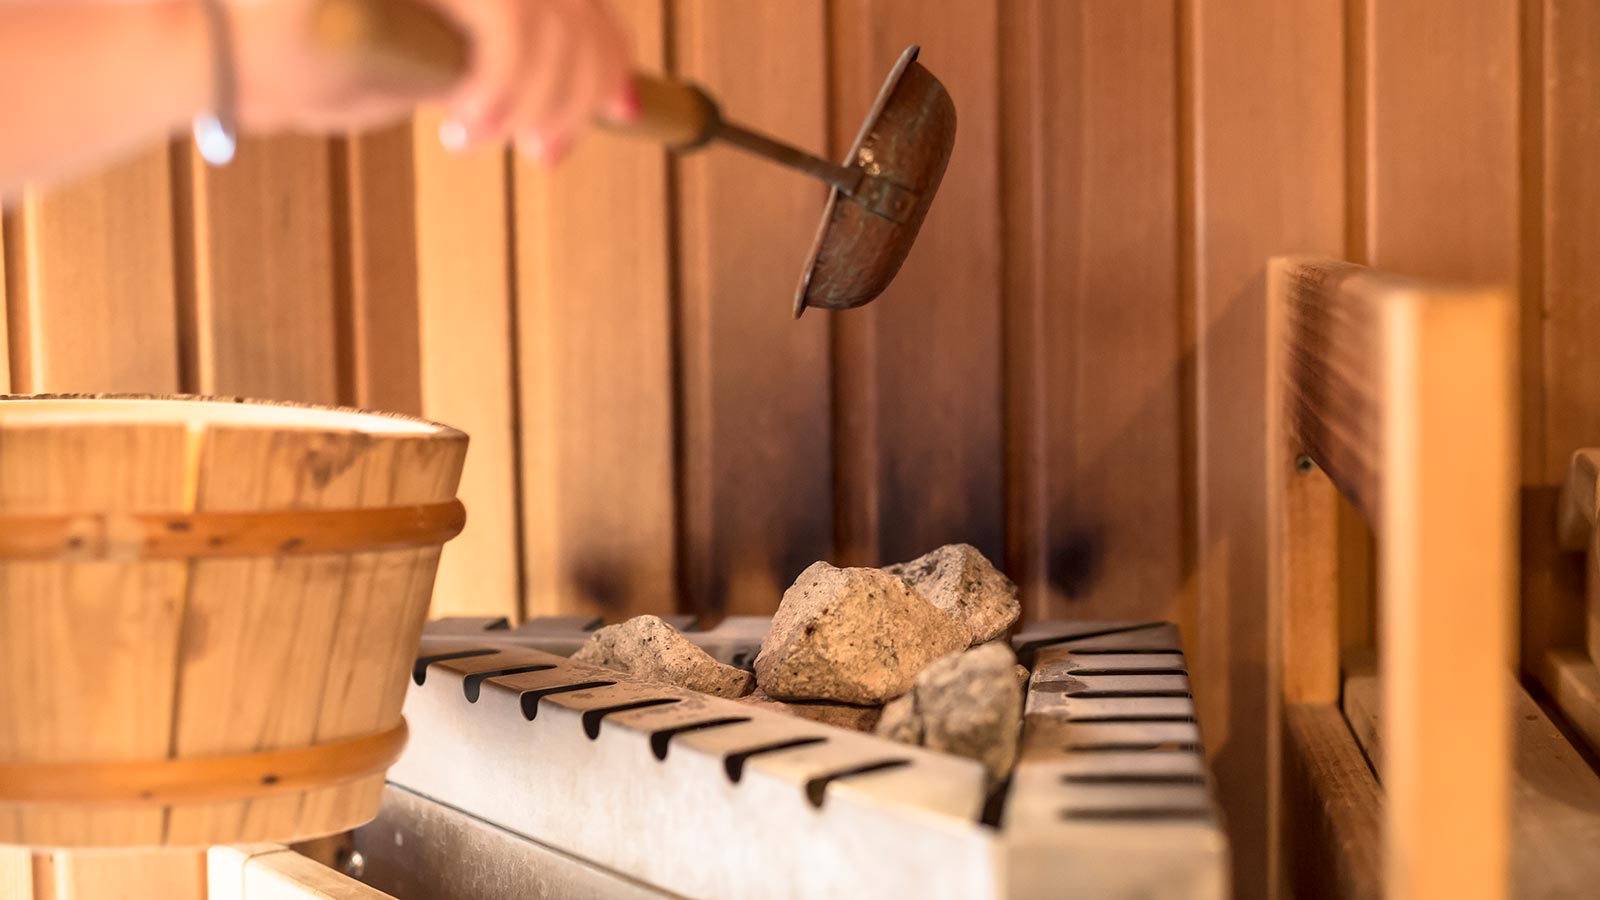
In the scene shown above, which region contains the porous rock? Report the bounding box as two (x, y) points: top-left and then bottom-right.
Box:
(738, 690), (882, 732)
(873, 641), (1024, 782)
(884, 544), (1021, 645)
(754, 562), (969, 704)
(571, 615), (753, 699)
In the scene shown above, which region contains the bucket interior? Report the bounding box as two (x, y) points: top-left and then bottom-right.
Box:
(0, 397), (443, 435)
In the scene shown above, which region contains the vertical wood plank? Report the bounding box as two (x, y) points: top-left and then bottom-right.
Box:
(673, 1), (833, 616)
(1358, 0), (1520, 285)
(0, 425), (188, 849)
(50, 851), (207, 900)
(1379, 289), (1514, 900)
(1358, 0), (1520, 668)
(1000, 0), (1183, 622)
(412, 112), (522, 621)
(515, 0), (676, 619)
(181, 136), (341, 404)
(340, 125), (422, 416)
(830, 0), (1004, 569)
(0, 215), (9, 393)
(1530, 0), (1600, 673)
(1188, 2), (1346, 897)
(1, 148), (179, 393)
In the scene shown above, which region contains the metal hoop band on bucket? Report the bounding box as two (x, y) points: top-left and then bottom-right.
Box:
(0, 499), (465, 560)
(0, 721), (408, 806)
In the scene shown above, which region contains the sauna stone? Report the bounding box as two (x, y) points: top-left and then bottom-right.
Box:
(874, 641), (1024, 783)
(572, 615), (754, 699)
(754, 562), (969, 704)
(738, 690), (882, 732)
(884, 543), (1021, 645)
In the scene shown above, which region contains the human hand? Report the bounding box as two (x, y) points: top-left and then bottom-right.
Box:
(227, 0), (637, 163)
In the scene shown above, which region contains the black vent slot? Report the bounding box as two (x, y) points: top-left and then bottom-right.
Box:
(520, 681), (617, 720)
(581, 698), (682, 739)
(462, 664), (556, 702)
(648, 717), (752, 760)
(723, 738), (827, 784)
(412, 649), (498, 685)
(803, 760), (912, 809)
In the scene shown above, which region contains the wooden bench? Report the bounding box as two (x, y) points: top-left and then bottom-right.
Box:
(1268, 257), (1516, 900)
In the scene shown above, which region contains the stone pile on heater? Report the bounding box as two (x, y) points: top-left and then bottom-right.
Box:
(568, 543), (1026, 783)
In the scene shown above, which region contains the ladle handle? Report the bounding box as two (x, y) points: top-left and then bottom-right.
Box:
(310, 0), (720, 148)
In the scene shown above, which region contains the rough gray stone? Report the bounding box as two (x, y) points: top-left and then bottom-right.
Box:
(884, 544), (1021, 645)
(873, 641), (1023, 783)
(876, 692), (920, 744)
(754, 562), (970, 704)
(571, 615), (753, 699)
(738, 690), (882, 732)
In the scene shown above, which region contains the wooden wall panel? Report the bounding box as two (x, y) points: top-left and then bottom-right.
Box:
(514, 0), (677, 619)
(830, 0), (1005, 570)
(1358, 0), (1520, 285)
(1001, 0), (1183, 623)
(341, 125), (422, 416)
(1, 147), (179, 393)
(1188, 2), (1346, 898)
(1527, 0), (1600, 672)
(674, 0), (834, 616)
(412, 111), (522, 621)
(1357, 0), (1521, 669)
(181, 136), (341, 404)
(0, 216), (9, 392)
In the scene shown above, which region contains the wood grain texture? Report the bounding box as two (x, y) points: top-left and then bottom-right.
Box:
(1274, 462), (1341, 707)
(166, 424), (463, 844)
(1281, 704), (1381, 900)
(0, 215), (9, 393)
(1000, 0), (1183, 623)
(46, 851), (206, 900)
(412, 111), (521, 621)
(339, 125), (422, 416)
(1, 147), (179, 393)
(1540, 648), (1600, 757)
(1346, 663), (1600, 899)
(211, 845), (394, 900)
(0, 848), (28, 899)
(673, 0), (834, 617)
(1187, 4), (1346, 896)
(1527, 0), (1600, 679)
(0, 423), (189, 848)
(1357, 0), (1520, 285)
(180, 136), (341, 404)
(514, 0), (676, 619)
(1355, 0), (1523, 672)
(1377, 282), (1515, 900)
(829, 0), (1005, 570)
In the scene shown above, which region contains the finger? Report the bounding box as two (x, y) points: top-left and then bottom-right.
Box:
(533, 32), (604, 162)
(583, 0), (638, 122)
(431, 0), (528, 146)
(503, 2), (577, 148)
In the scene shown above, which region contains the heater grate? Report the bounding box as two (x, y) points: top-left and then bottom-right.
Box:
(357, 618), (1227, 900)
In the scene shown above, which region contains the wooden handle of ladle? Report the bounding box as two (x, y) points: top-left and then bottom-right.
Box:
(310, 0), (720, 148)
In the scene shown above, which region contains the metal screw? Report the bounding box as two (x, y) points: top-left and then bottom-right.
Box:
(1294, 454), (1315, 474)
(337, 848), (366, 880)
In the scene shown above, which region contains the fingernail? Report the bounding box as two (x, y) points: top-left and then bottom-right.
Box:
(605, 82), (642, 123)
(439, 119), (469, 152)
(546, 136), (572, 166)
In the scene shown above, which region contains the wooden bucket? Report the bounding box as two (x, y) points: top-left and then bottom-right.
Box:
(0, 395), (467, 849)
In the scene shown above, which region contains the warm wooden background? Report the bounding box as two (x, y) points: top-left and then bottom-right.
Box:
(2, 2), (1595, 898)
